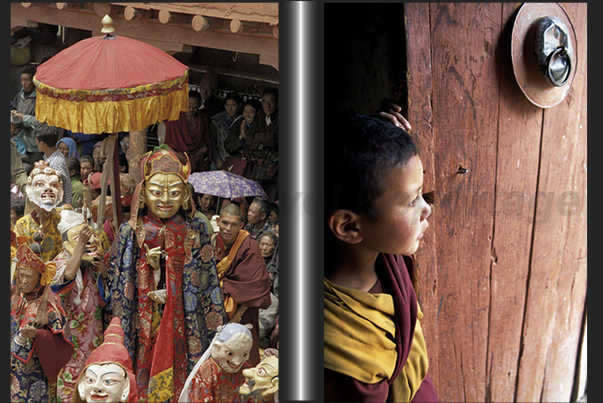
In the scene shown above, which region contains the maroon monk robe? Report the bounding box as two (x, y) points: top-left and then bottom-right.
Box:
(324, 254), (439, 402)
(215, 233), (272, 366)
(35, 328), (75, 383)
(18, 290), (75, 386)
(164, 111), (212, 171)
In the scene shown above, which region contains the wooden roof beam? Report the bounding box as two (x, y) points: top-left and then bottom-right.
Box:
(87, 28), (193, 54)
(230, 20), (260, 34)
(94, 3), (120, 18)
(11, 16), (29, 30)
(109, 3), (279, 25)
(57, 3), (83, 10)
(191, 15), (224, 32)
(124, 6), (153, 21)
(10, 3), (278, 70)
(158, 10), (191, 25)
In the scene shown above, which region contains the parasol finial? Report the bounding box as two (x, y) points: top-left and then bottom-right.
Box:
(101, 14), (115, 34)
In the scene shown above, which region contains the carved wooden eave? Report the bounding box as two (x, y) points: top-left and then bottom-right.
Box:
(11, 2), (279, 70)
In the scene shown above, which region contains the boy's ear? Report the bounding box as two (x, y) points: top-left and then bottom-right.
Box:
(327, 210), (363, 244)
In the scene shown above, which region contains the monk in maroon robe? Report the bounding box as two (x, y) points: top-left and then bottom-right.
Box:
(324, 254), (438, 402)
(324, 113), (438, 402)
(212, 203), (272, 366)
(164, 90), (212, 172)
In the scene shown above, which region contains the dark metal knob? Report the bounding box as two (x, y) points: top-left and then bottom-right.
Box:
(534, 16), (573, 87)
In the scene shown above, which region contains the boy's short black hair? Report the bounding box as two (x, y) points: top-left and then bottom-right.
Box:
(325, 114), (418, 218)
(11, 199), (26, 216)
(34, 123), (59, 147)
(80, 155), (94, 166)
(65, 157), (80, 174)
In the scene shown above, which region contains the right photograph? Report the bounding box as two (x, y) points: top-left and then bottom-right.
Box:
(323, 3), (587, 403)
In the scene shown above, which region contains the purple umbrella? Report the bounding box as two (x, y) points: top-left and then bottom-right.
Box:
(188, 171), (268, 200)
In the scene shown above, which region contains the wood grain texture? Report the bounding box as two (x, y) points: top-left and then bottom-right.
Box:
(429, 3), (502, 401)
(484, 4), (543, 402)
(405, 4), (587, 402)
(192, 15), (211, 32)
(128, 128), (147, 185)
(124, 6), (152, 21)
(515, 3), (587, 401)
(10, 3), (278, 70)
(109, 2), (279, 24)
(158, 10), (191, 25)
(93, 3), (118, 17)
(403, 1), (440, 391)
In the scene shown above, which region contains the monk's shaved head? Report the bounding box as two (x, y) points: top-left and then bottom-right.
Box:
(220, 203), (243, 222)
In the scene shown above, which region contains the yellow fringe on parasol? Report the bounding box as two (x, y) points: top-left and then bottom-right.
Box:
(35, 86), (188, 134)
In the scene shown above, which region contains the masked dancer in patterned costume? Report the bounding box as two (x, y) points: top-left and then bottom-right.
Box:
(50, 209), (112, 401)
(239, 354), (280, 403)
(179, 322), (254, 402)
(72, 317), (138, 403)
(11, 243), (74, 402)
(109, 145), (227, 402)
(13, 161), (65, 262)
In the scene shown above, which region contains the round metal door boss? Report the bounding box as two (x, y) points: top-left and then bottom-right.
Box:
(511, 3), (578, 108)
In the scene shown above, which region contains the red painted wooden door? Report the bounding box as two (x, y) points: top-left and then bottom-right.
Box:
(405, 3), (587, 402)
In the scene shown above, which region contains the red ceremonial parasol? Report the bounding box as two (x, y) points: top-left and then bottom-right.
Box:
(33, 15), (188, 134)
(32, 15), (189, 229)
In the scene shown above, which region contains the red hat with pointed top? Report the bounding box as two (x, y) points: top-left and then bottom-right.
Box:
(74, 317), (138, 402)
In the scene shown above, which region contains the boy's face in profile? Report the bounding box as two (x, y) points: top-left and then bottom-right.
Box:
(359, 155), (431, 256)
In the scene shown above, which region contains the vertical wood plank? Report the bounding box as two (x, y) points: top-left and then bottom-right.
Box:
(404, 1), (440, 390)
(428, 4), (502, 401)
(516, 3), (588, 402)
(485, 3), (544, 402)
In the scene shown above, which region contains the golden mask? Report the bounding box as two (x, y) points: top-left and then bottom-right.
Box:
(142, 172), (189, 219)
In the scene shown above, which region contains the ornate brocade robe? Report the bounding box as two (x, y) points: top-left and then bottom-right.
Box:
(110, 212), (227, 402)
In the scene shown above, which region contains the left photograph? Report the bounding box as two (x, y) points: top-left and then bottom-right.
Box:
(10, 3), (280, 402)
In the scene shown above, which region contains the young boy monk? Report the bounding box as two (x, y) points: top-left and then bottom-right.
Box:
(324, 112), (439, 402)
